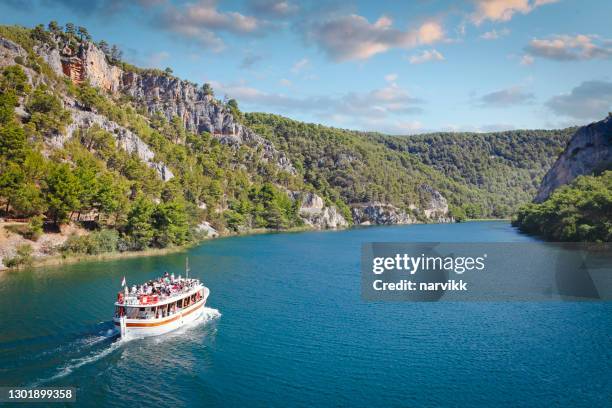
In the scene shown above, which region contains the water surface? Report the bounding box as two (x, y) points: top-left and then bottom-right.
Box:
(0, 222), (610, 407)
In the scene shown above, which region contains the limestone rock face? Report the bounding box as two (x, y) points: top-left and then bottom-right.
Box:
(0, 38), (173, 181)
(350, 187), (453, 225)
(0, 38), (26, 66)
(293, 192), (348, 229)
(61, 106), (174, 181)
(351, 203), (415, 225)
(34, 38), (294, 174)
(419, 184), (453, 223)
(196, 221), (219, 238)
(535, 115), (612, 202)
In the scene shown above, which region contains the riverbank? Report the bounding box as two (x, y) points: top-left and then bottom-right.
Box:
(0, 223), (320, 272)
(1, 219), (510, 272)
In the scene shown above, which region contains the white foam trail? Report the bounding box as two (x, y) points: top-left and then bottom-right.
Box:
(150, 307), (221, 344)
(32, 340), (124, 386)
(201, 307), (222, 322)
(33, 308), (221, 385)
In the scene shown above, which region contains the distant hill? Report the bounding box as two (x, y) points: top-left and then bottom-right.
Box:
(368, 129), (575, 217)
(246, 113), (574, 219)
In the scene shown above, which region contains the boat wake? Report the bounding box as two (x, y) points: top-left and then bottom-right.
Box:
(31, 307), (221, 386)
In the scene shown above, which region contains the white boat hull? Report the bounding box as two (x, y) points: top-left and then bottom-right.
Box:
(114, 288), (209, 339)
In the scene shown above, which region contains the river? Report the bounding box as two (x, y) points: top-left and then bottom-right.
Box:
(0, 221), (610, 407)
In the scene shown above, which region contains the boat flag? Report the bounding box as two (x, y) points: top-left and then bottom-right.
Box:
(121, 276), (126, 287)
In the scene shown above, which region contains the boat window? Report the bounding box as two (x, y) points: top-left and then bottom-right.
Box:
(115, 306), (126, 317)
(127, 307), (139, 319)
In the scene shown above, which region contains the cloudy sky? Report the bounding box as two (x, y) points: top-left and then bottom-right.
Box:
(1, 0), (611, 134)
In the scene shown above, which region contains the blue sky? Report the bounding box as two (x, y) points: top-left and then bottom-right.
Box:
(1, 0), (611, 134)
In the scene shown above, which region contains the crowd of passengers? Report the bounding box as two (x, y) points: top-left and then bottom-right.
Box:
(128, 272), (199, 299)
(116, 272), (203, 319)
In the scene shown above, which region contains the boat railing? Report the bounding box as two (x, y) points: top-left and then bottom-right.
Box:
(120, 282), (202, 306)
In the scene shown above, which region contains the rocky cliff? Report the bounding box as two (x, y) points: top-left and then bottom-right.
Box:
(351, 203), (415, 225)
(292, 192), (348, 229)
(35, 39), (295, 174)
(535, 115), (612, 202)
(0, 38), (174, 181)
(350, 185), (453, 225)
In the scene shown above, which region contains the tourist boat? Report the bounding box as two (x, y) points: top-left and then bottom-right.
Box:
(113, 259), (209, 339)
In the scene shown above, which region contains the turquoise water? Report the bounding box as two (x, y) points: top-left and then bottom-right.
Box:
(0, 222), (610, 407)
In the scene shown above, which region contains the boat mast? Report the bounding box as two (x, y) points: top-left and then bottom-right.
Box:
(185, 256), (190, 280)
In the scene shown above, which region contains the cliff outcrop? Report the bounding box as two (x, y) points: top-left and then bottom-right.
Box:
(35, 39), (295, 174)
(292, 192), (348, 229)
(535, 115), (612, 202)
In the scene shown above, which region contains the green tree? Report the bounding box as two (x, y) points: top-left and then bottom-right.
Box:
(73, 158), (99, 218)
(0, 122), (27, 163)
(48, 21), (61, 34)
(1, 65), (30, 96)
(76, 85), (103, 111)
(110, 44), (122, 62)
(31, 24), (51, 43)
(64, 23), (76, 35)
(98, 40), (110, 56)
(95, 172), (128, 225)
(0, 91), (17, 125)
(44, 163), (81, 225)
(11, 182), (47, 217)
(227, 98), (242, 121)
(65, 23), (76, 35)
(26, 86), (71, 136)
(513, 171), (612, 242)
(126, 197), (155, 250)
(0, 162), (25, 213)
(202, 83), (214, 97)
(151, 199), (190, 247)
(77, 26), (91, 42)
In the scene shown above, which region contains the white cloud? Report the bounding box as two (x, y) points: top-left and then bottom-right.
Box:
(546, 80), (612, 119)
(248, 0), (298, 17)
(477, 86), (535, 107)
(480, 28), (510, 40)
(305, 14), (444, 61)
(291, 58), (310, 73)
(279, 78), (292, 87)
(520, 54), (535, 65)
(470, 0), (559, 25)
(157, 0), (268, 50)
(408, 49), (445, 64)
(240, 54), (263, 69)
(214, 80), (423, 125)
(525, 34), (612, 61)
(384, 73), (398, 82)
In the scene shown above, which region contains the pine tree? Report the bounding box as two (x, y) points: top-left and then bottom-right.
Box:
(44, 163), (81, 225)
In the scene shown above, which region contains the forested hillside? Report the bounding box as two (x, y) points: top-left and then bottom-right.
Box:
(512, 171), (612, 241)
(0, 23), (311, 264)
(368, 130), (574, 217)
(246, 113), (574, 218)
(244, 113), (488, 218)
(0, 22), (585, 266)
